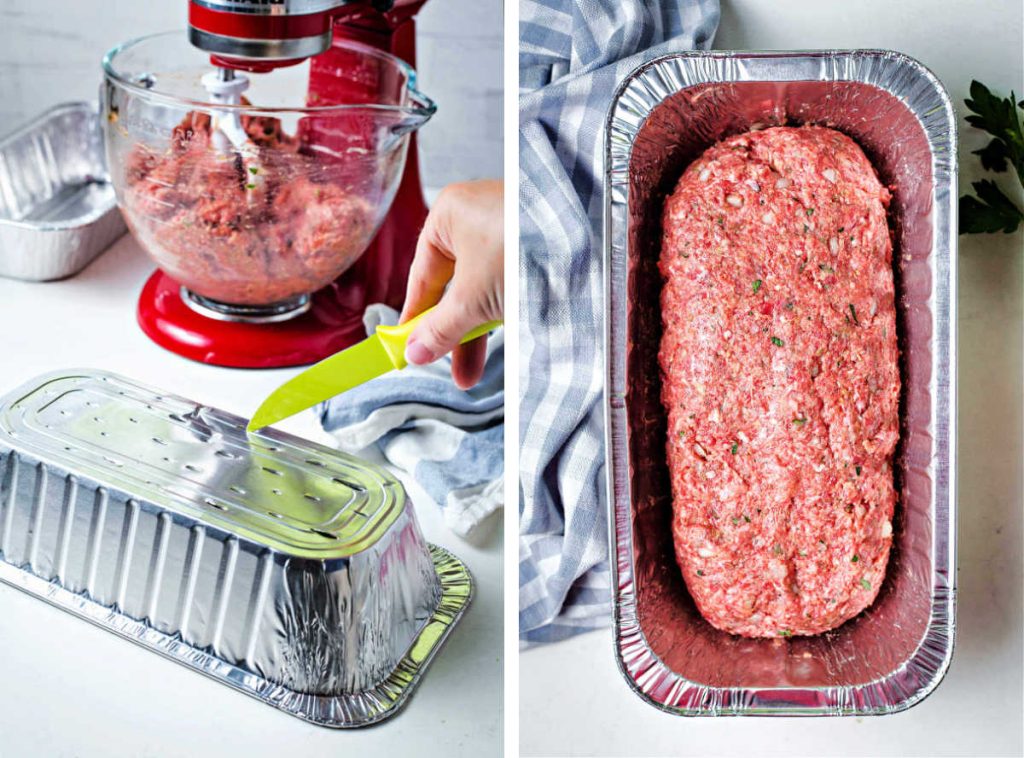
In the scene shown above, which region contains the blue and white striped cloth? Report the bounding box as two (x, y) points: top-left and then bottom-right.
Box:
(321, 305), (504, 538)
(519, 0), (719, 644)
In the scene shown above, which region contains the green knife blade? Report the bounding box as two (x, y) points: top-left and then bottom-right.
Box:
(247, 306), (502, 432)
(248, 334), (395, 432)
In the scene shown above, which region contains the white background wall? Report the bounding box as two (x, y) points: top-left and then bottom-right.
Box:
(0, 0), (503, 191)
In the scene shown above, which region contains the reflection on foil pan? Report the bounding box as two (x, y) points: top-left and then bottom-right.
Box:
(0, 370), (472, 727)
(0, 103), (125, 281)
(604, 51), (956, 716)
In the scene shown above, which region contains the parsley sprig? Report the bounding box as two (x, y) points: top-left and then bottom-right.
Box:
(960, 81), (1024, 234)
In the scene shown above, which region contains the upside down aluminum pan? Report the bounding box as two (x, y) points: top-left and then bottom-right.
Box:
(0, 103), (126, 281)
(0, 370), (472, 728)
(604, 51), (956, 715)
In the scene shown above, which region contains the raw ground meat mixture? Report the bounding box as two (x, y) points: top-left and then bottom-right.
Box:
(124, 110), (373, 306)
(658, 125), (899, 638)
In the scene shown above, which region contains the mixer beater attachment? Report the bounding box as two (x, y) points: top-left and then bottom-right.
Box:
(200, 67), (263, 191)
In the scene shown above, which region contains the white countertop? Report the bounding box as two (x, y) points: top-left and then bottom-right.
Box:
(0, 236), (503, 757)
(521, 1), (1023, 756)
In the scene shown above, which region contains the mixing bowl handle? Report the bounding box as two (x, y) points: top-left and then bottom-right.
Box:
(376, 307), (502, 371)
(389, 88), (437, 137)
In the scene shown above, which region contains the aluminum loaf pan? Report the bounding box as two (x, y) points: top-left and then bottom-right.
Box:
(0, 102), (126, 281)
(604, 50), (956, 716)
(0, 370), (472, 727)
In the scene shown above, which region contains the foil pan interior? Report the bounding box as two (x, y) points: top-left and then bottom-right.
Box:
(605, 51), (956, 715)
(0, 370), (472, 727)
(0, 102), (125, 281)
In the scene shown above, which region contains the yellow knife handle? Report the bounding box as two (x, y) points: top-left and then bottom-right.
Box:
(375, 305), (503, 371)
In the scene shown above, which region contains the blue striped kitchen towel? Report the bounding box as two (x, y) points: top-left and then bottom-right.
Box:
(320, 305), (504, 538)
(519, 0), (719, 644)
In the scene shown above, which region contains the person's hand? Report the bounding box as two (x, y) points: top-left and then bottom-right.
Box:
(400, 179), (504, 389)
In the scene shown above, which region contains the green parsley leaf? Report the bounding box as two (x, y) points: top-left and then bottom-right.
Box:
(848, 303), (859, 325)
(743, 514), (751, 523)
(246, 182), (257, 190)
(964, 80), (1024, 183)
(696, 569), (705, 576)
(778, 629), (793, 637)
(793, 417), (807, 426)
(974, 139), (1012, 173)
(730, 442), (738, 455)
(855, 465), (862, 476)
(851, 554), (860, 563)
(960, 179), (1023, 233)
(859, 578), (871, 590)
(805, 208), (815, 217)
(248, 166), (259, 175)
(753, 279), (763, 294)
(960, 82), (1024, 234)
(731, 517), (740, 526)
(771, 336), (784, 347)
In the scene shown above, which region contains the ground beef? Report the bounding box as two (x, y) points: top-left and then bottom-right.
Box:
(658, 126), (899, 638)
(123, 109), (373, 306)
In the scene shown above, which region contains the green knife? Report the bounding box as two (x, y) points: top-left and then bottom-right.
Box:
(247, 306), (502, 431)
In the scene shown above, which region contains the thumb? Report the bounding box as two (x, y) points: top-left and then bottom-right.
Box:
(404, 288), (482, 366)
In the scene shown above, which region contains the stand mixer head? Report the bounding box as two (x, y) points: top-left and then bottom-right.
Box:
(109, 0), (432, 368)
(189, 0), (349, 67)
(187, 0), (426, 69)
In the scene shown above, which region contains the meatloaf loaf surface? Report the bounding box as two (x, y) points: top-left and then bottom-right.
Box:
(658, 125), (899, 638)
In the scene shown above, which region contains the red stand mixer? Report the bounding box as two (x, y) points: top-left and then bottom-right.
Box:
(110, 0), (432, 368)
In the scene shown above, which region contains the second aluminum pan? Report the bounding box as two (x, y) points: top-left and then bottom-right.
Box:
(0, 103), (125, 281)
(604, 50), (956, 716)
(0, 370), (472, 727)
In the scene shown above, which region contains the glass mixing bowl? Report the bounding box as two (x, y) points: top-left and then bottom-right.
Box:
(102, 31), (434, 319)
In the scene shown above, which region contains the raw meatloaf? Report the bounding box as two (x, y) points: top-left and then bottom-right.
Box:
(123, 110), (373, 306)
(658, 126), (899, 638)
